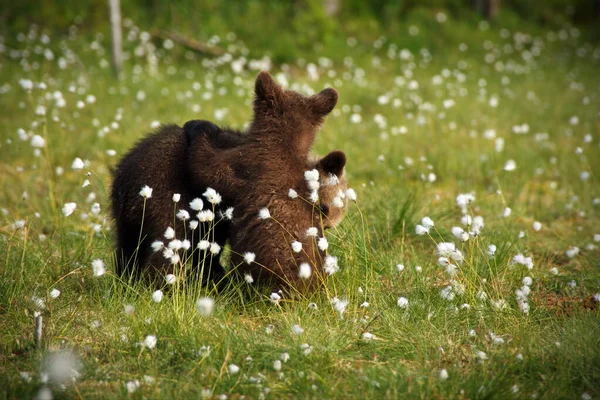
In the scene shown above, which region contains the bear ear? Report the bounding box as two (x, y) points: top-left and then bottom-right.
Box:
(310, 88), (338, 117)
(317, 150), (346, 177)
(255, 71), (283, 103)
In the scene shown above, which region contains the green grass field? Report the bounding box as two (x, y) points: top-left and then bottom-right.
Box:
(1, 13), (599, 399)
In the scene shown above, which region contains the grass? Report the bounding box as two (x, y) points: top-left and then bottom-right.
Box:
(1, 11), (599, 399)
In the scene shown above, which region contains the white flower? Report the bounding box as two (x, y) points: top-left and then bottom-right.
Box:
(396, 263), (405, 272)
(198, 240), (210, 250)
(164, 227), (175, 239)
(165, 274), (177, 285)
(30, 135), (46, 150)
(162, 248), (174, 259)
(487, 244), (497, 257)
(152, 290), (163, 303)
(273, 359), (282, 371)
(172, 193), (181, 203)
(522, 276), (533, 286)
(415, 224), (428, 235)
(533, 221), (542, 231)
(197, 210), (214, 222)
(170, 254), (181, 265)
(91, 259), (105, 276)
(305, 227), (318, 237)
(566, 247), (580, 258)
(550, 267), (559, 275)
(332, 196), (344, 208)
(203, 188), (222, 204)
(189, 198), (204, 211)
(476, 350), (488, 361)
(139, 185), (153, 198)
(345, 188), (357, 201)
(244, 273), (254, 284)
(421, 216), (434, 229)
(324, 255), (339, 275)
(331, 297), (348, 317)
(397, 297), (409, 309)
(318, 237), (329, 251)
(270, 292), (281, 303)
(35, 105), (47, 116)
(503, 207), (512, 217)
(168, 239), (182, 250)
(62, 202), (76, 217)
(71, 158), (84, 170)
(291, 241), (302, 253)
(452, 226), (469, 242)
(288, 189), (298, 199)
(304, 169), (319, 182)
(243, 252), (255, 264)
(50, 289), (61, 299)
(220, 207), (234, 220)
(511, 253), (534, 269)
(196, 297), (215, 316)
(258, 208), (271, 219)
(280, 352), (290, 362)
(309, 190), (319, 203)
(126, 380), (140, 393)
(209, 243), (221, 255)
(176, 210), (190, 221)
(228, 364), (240, 375)
(143, 335), (157, 349)
(291, 324), (304, 335)
(439, 369), (449, 380)
(504, 159), (517, 171)
(298, 263), (312, 279)
(362, 332), (375, 340)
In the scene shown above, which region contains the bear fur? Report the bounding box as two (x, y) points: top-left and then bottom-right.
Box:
(110, 71), (348, 292)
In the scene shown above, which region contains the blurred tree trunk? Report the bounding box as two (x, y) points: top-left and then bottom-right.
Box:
(474, 0), (501, 19)
(108, 0), (122, 77)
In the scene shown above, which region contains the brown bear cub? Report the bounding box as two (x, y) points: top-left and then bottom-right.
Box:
(111, 71), (348, 293)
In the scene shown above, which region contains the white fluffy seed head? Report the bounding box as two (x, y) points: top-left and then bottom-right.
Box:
(298, 263), (312, 279)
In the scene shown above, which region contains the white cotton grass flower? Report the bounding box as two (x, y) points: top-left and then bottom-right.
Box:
(306, 227), (318, 237)
(345, 188), (357, 201)
(503, 207), (512, 217)
(258, 208), (271, 219)
(331, 297), (349, 317)
(332, 196), (344, 208)
(298, 263), (312, 279)
(273, 359), (282, 371)
(362, 332), (375, 340)
(209, 242), (221, 255)
(203, 188), (222, 204)
(198, 240), (210, 250)
(504, 159), (517, 171)
(228, 364), (240, 375)
(318, 237), (329, 251)
(220, 207), (234, 220)
(421, 216), (434, 229)
(396, 264), (405, 272)
(487, 244), (497, 257)
(512, 253), (534, 270)
(309, 190), (319, 203)
(91, 259), (105, 277)
(71, 158), (84, 170)
(62, 202), (77, 217)
(291, 241), (303, 253)
(168, 239), (182, 250)
(189, 198), (204, 211)
(291, 324), (304, 335)
(566, 247), (580, 258)
(304, 169), (319, 183)
(139, 185), (153, 198)
(244, 273), (254, 284)
(452, 226), (469, 242)
(42, 349), (82, 385)
(165, 274), (177, 285)
(532, 221), (542, 231)
(550, 267), (559, 275)
(197, 210), (214, 222)
(143, 335), (157, 349)
(172, 193), (181, 203)
(50, 288), (61, 299)
(170, 254), (180, 265)
(30, 135), (46, 148)
(324, 255), (339, 275)
(288, 188), (298, 199)
(397, 297), (409, 309)
(164, 227), (175, 239)
(126, 380), (140, 393)
(152, 290), (163, 303)
(243, 252), (256, 264)
(270, 292), (281, 304)
(196, 297), (215, 317)
(415, 224), (429, 235)
(439, 369), (449, 381)
(176, 210), (190, 221)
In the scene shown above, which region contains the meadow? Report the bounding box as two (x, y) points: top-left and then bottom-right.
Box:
(1, 10), (599, 399)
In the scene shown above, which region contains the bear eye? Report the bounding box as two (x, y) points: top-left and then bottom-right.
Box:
(319, 204), (329, 215)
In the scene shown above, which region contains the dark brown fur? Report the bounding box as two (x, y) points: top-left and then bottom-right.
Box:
(111, 71), (348, 292)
